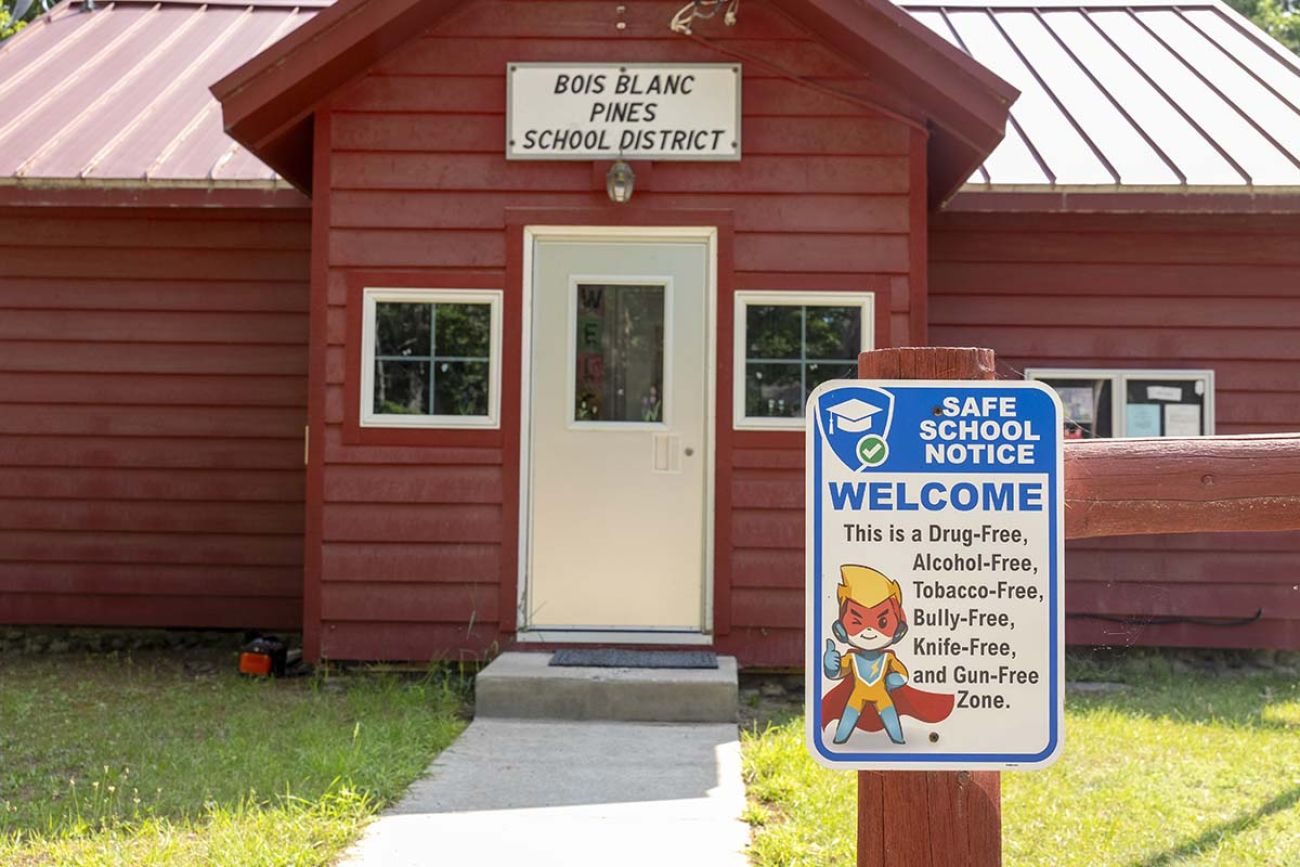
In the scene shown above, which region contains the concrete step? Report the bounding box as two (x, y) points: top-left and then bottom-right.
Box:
(474, 652), (738, 723)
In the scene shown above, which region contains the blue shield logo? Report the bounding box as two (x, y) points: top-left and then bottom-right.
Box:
(816, 386), (895, 471)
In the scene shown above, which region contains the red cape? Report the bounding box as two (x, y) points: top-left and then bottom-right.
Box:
(821, 675), (955, 733)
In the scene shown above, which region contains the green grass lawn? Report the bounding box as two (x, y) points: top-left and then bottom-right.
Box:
(743, 650), (1300, 867)
(0, 646), (468, 865)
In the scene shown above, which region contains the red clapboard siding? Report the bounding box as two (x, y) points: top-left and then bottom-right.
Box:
(0, 468), (302, 502)
(0, 373), (306, 407)
(0, 247), (305, 281)
(324, 465), (503, 504)
(0, 405), (304, 439)
(930, 210), (1300, 651)
(0, 310), (307, 344)
(1, 594), (301, 629)
(0, 562), (301, 597)
(0, 278), (307, 312)
(0, 436), (304, 470)
(321, 503), (502, 543)
(1066, 581), (1300, 619)
(0, 342), (306, 375)
(1065, 618), (1299, 651)
(732, 587), (803, 628)
(335, 74), (872, 117)
(313, 0), (920, 663)
(331, 153), (909, 195)
(0, 530), (303, 567)
(376, 37), (861, 77)
(330, 114), (907, 157)
(329, 190), (912, 234)
(320, 621), (501, 660)
(928, 262), (1300, 297)
(0, 213), (310, 249)
(1068, 531), (1300, 553)
(732, 468), (804, 510)
(1066, 548), (1300, 584)
(0, 499), (302, 535)
(320, 582), (499, 622)
(0, 206), (310, 629)
(715, 626), (804, 669)
(322, 542), (502, 583)
(731, 547), (803, 588)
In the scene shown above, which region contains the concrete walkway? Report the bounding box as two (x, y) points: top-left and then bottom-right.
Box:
(339, 718), (751, 866)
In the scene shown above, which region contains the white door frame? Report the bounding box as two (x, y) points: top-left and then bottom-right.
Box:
(517, 225), (718, 645)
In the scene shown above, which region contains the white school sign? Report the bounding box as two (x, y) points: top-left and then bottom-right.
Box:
(805, 380), (1065, 771)
(507, 63), (741, 160)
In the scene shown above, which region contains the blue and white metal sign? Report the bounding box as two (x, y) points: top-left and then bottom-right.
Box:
(805, 380), (1064, 770)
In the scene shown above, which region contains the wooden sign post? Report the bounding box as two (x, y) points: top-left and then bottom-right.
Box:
(854, 346), (1002, 867)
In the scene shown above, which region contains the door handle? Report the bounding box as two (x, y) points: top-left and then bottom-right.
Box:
(684, 447), (695, 457)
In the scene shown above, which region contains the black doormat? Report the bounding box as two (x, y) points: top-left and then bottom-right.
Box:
(549, 649), (718, 669)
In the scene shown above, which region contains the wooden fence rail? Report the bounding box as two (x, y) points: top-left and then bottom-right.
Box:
(1064, 433), (1300, 539)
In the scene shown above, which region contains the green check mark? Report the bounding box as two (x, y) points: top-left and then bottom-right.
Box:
(857, 434), (888, 467)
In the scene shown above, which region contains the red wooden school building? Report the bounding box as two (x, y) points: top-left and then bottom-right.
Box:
(1, 0), (1297, 666)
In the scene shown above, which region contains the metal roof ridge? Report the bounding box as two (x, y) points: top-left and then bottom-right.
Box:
(899, 0), (1221, 7)
(92, 0), (330, 6)
(959, 182), (1300, 192)
(0, 175), (285, 186)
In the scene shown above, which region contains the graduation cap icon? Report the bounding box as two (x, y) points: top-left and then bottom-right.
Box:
(826, 397), (884, 434)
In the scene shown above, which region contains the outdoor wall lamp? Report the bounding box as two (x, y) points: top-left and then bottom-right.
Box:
(605, 160), (636, 203)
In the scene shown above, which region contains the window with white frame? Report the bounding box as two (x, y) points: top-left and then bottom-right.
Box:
(1025, 368), (1214, 439)
(361, 288), (503, 428)
(734, 291), (874, 428)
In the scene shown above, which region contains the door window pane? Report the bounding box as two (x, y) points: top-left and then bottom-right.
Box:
(371, 300), (492, 418)
(744, 303), (863, 419)
(574, 283), (665, 423)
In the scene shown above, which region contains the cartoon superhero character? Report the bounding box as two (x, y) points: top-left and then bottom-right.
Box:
(821, 565), (954, 745)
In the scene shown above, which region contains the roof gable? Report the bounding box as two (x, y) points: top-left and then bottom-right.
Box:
(212, 0), (1019, 202)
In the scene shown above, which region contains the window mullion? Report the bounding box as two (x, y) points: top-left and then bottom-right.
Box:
(800, 305), (807, 405)
(428, 303), (438, 415)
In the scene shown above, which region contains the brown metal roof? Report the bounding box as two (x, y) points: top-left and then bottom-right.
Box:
(7, 0), (1298, 196)
(0, 0), (326, 188)
(900, 0), (1300, 190)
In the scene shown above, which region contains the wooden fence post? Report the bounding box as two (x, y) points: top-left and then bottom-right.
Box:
(855, 346), (1002, 867)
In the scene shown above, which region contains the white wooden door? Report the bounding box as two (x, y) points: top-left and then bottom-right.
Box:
(525, 235), (711, 635)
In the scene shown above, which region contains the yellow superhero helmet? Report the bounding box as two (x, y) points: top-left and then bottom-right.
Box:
(836, 565), (903, 609)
